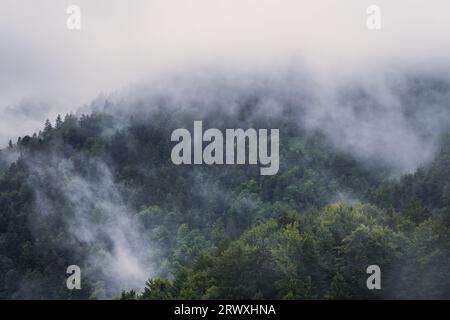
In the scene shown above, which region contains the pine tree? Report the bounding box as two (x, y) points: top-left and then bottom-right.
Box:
(44, 119), (52, 134)
(55, 114), (63, 128)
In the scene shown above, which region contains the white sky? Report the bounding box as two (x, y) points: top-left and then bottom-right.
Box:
(1, 0), (450, 145)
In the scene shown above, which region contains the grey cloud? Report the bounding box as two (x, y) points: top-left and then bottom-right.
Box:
(1, 1), (450, 147)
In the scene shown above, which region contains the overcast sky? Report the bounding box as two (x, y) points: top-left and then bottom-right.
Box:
(1, 0), (450, 146)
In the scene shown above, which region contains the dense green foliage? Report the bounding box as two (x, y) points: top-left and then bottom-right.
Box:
(131, 203), (450, 299)
(0, 102), (449, 299)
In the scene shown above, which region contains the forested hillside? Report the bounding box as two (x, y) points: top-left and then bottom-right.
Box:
(0, 81), (450, 299)
(124, 129), (450, 299)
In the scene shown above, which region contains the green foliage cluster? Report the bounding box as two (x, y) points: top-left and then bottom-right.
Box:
(132, 203), (450, 299)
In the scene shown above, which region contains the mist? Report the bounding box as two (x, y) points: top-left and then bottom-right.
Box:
(26, 154), (156, 297)
(1, 0), (450, 147)
(95, 66), (450, 175)
(2, 0), (450, 299)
